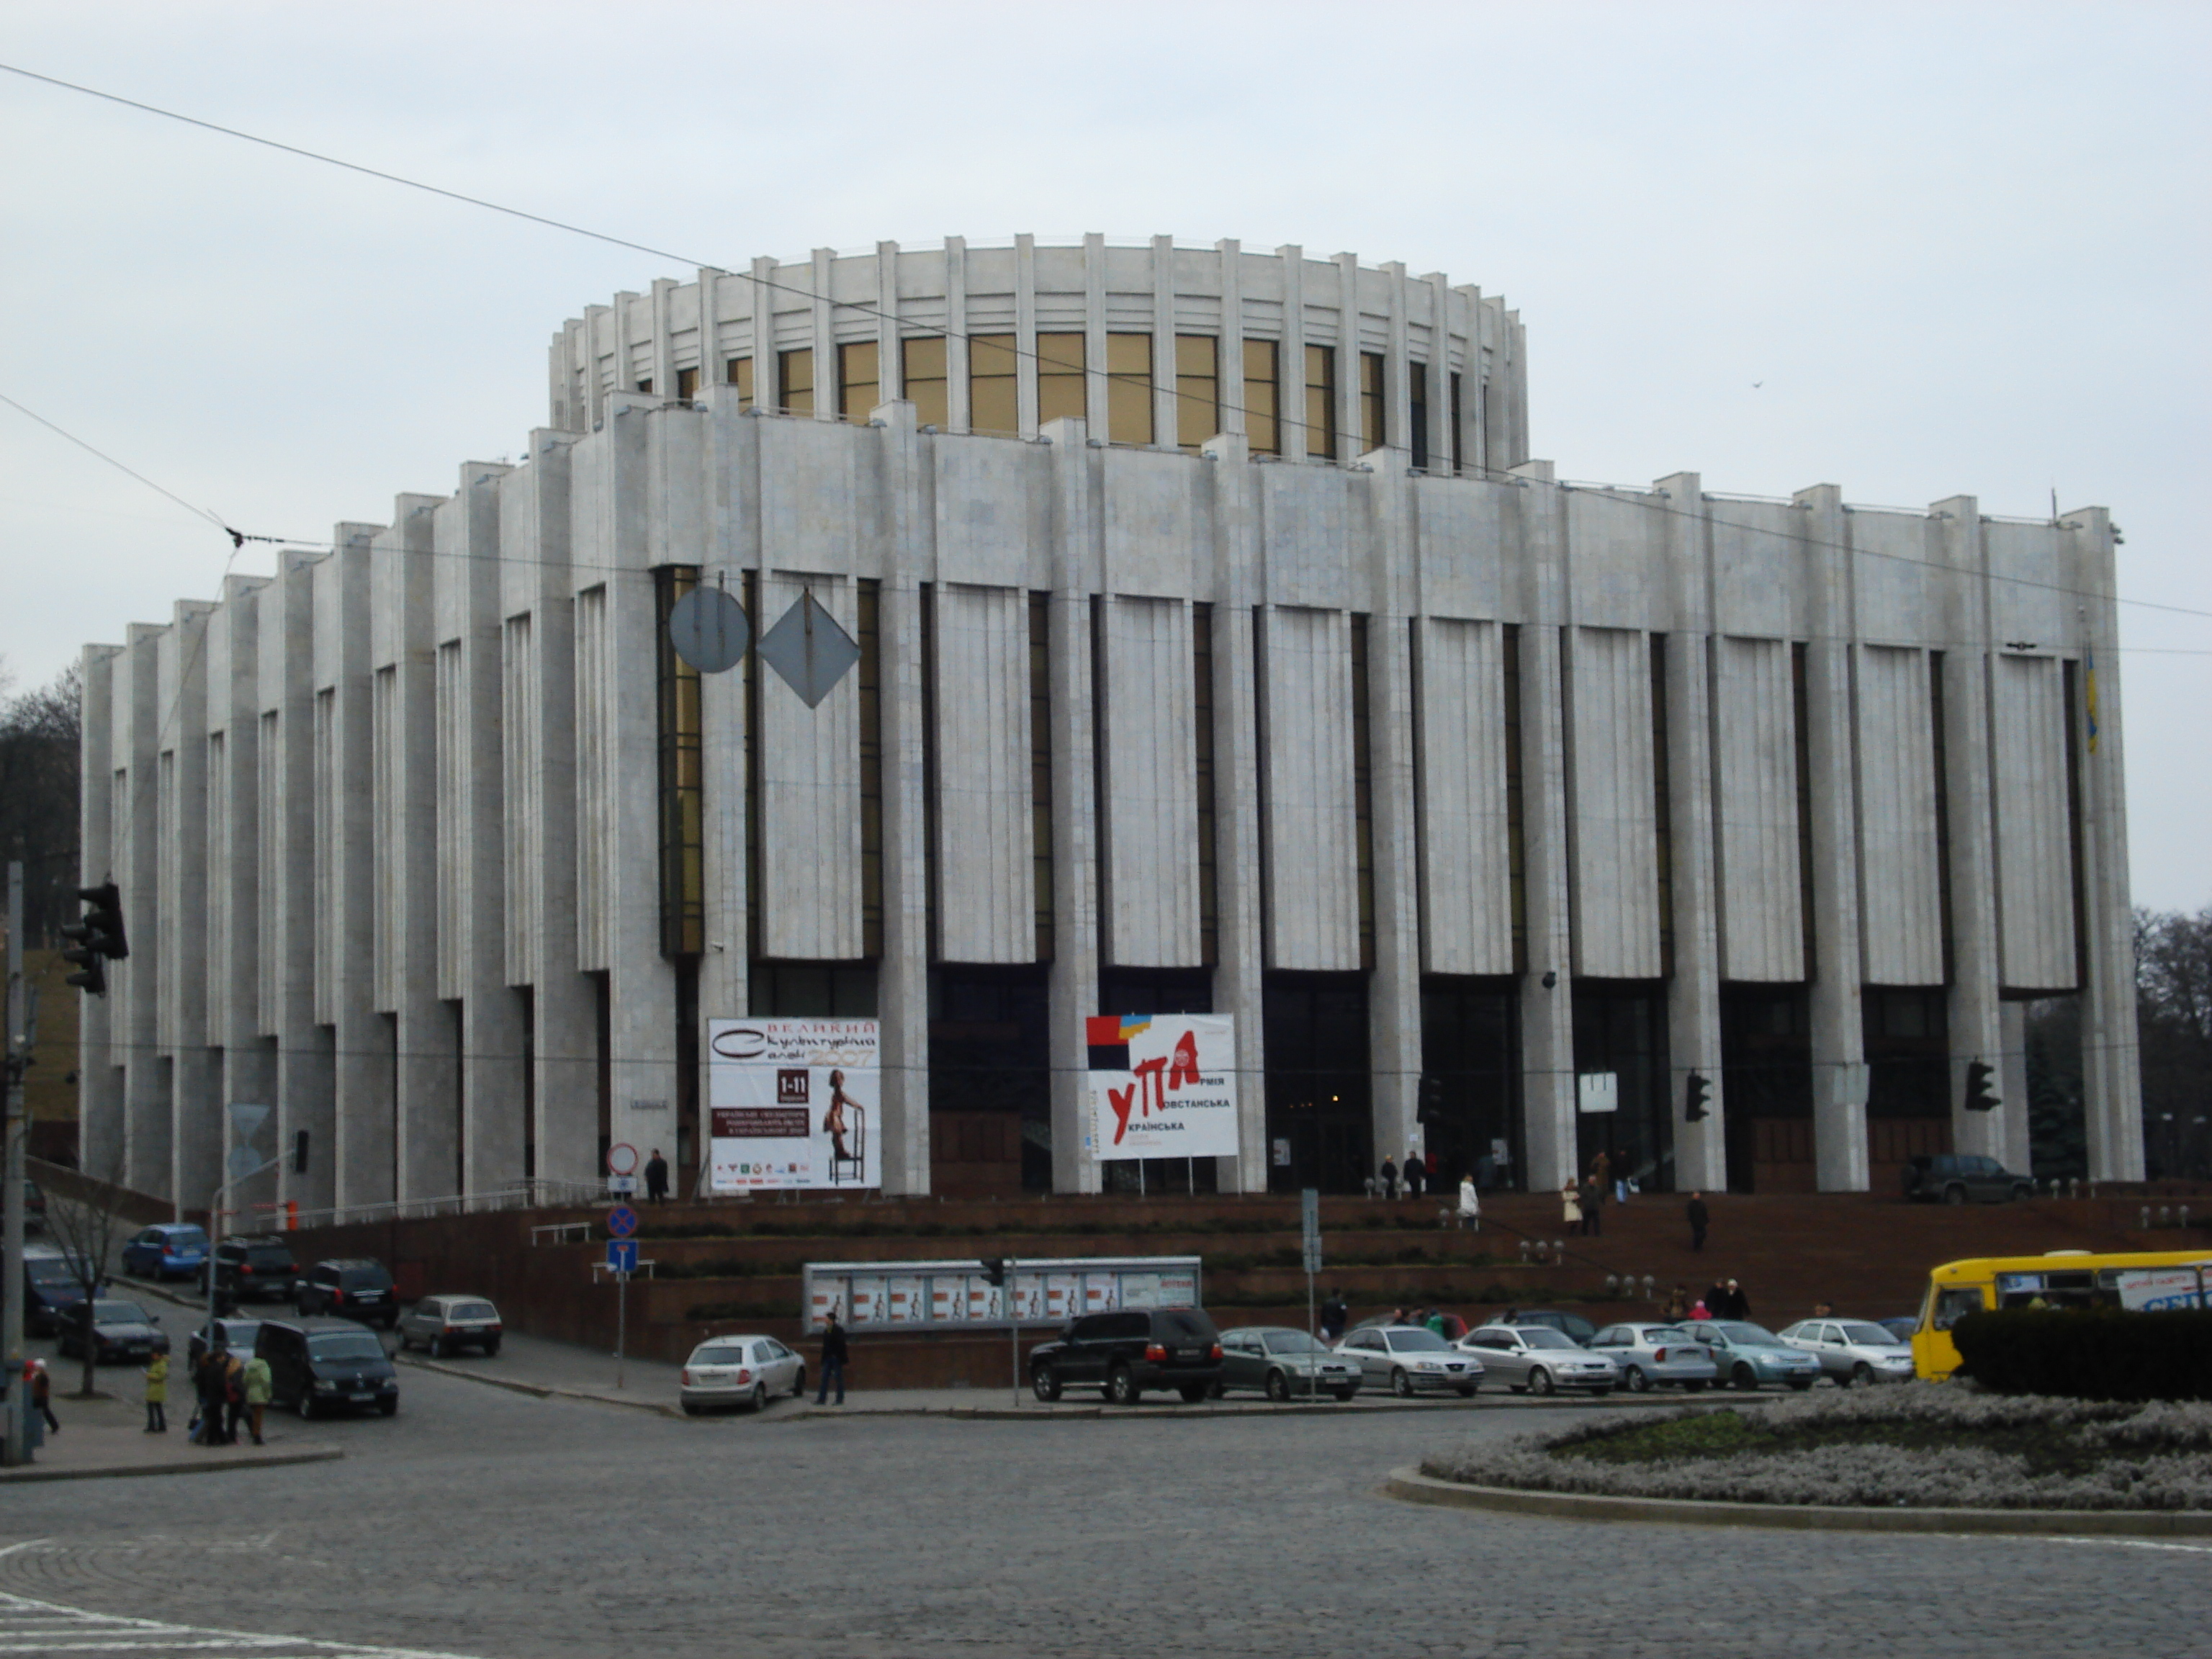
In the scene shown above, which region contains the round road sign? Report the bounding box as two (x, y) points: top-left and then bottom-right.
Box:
(607, 1205), (639, 1238)
(606, 1141), (640, 1177)
(667, 585), (750, 675)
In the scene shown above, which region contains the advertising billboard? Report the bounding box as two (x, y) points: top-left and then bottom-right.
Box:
(706, 1018), (881, 1192)
(803, 1257), (1204, 1332)
(1085, 1013), (1239, 1160)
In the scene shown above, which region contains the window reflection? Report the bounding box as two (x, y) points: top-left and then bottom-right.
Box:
(1304, 343), (1335, 458)
(839, 340), (879, 423)
(676, 366), (699, 401)
(727, 356), (754, 411)
(1409, 361), (1429, 469)
(971, 333), (1018, 436)
(902, 337), (948, 429)
(1037, 332), (1085, 429)
(781, 348), (815, 418)
(1178, 336), (1220, 451)
(1106, 333), (1152, 445)
(1359, 352), (1385, 455)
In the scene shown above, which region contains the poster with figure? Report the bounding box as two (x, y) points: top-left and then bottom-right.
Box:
(1086, 1014), (1240, 1160)
(706, 1018), (881, 1192)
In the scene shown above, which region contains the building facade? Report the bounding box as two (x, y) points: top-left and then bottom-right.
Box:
(77, 235), (2143, 1218)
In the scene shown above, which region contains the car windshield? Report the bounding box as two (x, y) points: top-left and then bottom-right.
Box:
(1716, 1323), (1779, 1345)
(1519, 1328), (1580, 1349)
(307, 1332), (385, 1363)
(91, 1301), (149, 1323)
(1263, 1332), (1328, 1356)
(27, 1259), (76, 1285)
(1642, 1327), (1691, 1344)
(245, 1246), (295, 1267)
(217, 1321), (263, 1346)
(340, 1268), (392, 1289)
(166, 1228), (209, 1250)
(1839, 1323), (1900, 1346)
(450, 1302), (498, 1321)
(691, 1344), (748, 1365)
(1385, 1328), (1449, 1352)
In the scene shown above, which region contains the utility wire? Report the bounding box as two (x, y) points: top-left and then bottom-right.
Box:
(0, 390), (240, 544)
(4, 60), (2205, 629)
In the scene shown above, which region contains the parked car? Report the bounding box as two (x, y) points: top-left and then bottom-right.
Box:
(1457, 1324), (1618, 1395)
(58, 1298), (168, 1364)
(1776, 1318), (1917, 1385)
(1685, 1321), (1821, 1390)
(296, 1259), (400, 1328)
(188, 1316), (266, 1367)
(121, 1223), (210, 1282)
(197, 1236), (300, 1303)
(1586, 1322), (1718, 1392)
(256, 1316), (399, 1418)
(678, 1334), (806, 1414)
(22, 1244), (90, 1336)
(1336, 1324), (1482, 1398)
(1027, 1308), (1225, 1405)
(397, 1295), (504, 1358)
(1488, 1308), (1600, 1346)
(1215, 1326), (1362, 1401)
(1876, 1316), (1920, 1344)
(1902, 1153), (2034, 1205)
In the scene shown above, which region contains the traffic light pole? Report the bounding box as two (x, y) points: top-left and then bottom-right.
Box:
(4, 862), (28, 1467)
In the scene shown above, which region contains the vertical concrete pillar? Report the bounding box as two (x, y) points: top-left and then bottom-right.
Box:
(943, 237), (971, 436)
(1362, 453), (1421, 1173)
(1216, 239), (1245, 454)
(115, 626), (165, 1197)
(1655, 473), (1726, 1194)
(1334, 253), (1362, 465)
(1795, 485), (1870, 1190)
(158, 602), (217, 1216)
(209, 575), (277, 1218)
(76, 644), (122, 1179)
(1512, 464), (1573, 1193)
(1044, 418), (1102, 1192)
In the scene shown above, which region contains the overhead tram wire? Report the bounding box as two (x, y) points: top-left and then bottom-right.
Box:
(6, 60), (2211, 631)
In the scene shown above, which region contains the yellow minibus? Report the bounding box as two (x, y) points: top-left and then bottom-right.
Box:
(1911, 1248), (2210, 1380)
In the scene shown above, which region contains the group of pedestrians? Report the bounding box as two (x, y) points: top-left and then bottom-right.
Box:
(150, 1343), (270, 1446)
(1657, 1277), (1753, 1321)
(1374, 1151), (1439, 1200)
(1560, 1150), (1615, 1237)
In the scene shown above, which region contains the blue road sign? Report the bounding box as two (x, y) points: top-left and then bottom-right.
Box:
(607, 1205), (639, 1238)
(606, 1238), (639, 1275)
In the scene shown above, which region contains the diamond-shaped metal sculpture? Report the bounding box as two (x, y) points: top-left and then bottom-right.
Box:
(757, 590), (860, 709)
(666, 583), (750, 675)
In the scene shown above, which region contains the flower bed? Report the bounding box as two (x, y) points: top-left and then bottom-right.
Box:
(1419, 1386), (2212, 1511)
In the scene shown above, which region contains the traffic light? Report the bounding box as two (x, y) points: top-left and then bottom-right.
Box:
(1683, 1071), (1712, 1123)
(1416, 1074), (1446, 1125)
(60, 881), (128, 997)
(1964, 1059), (2000, 1113)
(978, 1258), (1007, 1287)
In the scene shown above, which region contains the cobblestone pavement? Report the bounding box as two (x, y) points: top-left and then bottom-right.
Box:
(2, 1367), (2207, 1658)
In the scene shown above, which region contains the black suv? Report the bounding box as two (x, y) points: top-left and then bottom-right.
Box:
(296, 1258), (400, 1328)
(1028, 1308), (1223, 1405)
(256, 1316), (399, 1419)
(199, 1236), (300, 1303)
(1902, 1154), (2034, 1205)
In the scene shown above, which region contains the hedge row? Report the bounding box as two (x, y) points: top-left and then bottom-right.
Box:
(1952, 1309), (2212, 1401)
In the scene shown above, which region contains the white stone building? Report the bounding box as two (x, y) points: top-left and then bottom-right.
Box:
(76, 235), (2141, 1217)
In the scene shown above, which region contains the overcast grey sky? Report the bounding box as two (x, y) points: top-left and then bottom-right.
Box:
(3, 1), (2206, 907)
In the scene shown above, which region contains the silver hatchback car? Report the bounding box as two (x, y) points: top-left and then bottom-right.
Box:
(1335, 1325), (1483, 1398)
(680, 1334), (806, 1415)
(1776, 1318), (1917, 1385)
(1457, 1324), (1621, 1395)
(1586, 1322), (1718, 1393)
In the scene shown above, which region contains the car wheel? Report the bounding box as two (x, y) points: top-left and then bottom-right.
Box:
(791, 1365), (806, 1398)
(1851, 1361), (1874, 1388)
(1732, 1364), (1758, 1391)
(483, 1338), (500, 1358)
(1529, 1367), (1555, 1397)
(1265, 1370), (1291, 1403)
(1943, 1185), (1966, 1205)
(1178, 1383), (1209, 1404)
(431, 1334), (446, 1359)
(1208, 1378), (1226, 1400)
(1030, 1363), (1062, 1403)
(1107, 1364), (1140, 1406)
(378, 1397), (398, 1416)
(2012, 1184), (2033, 1202)
(750, 1383), (767, 1413)
(1390, 1367), (1414, 1399)
(1624, 1365), (1650, 1393)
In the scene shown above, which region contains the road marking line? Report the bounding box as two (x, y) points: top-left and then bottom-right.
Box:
(0, 1591), (485, 1659)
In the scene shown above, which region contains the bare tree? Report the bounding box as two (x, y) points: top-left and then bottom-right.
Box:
(39, 1148), (133, 1399)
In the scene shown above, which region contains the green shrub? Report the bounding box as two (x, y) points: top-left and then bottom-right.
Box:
(1952, 1309), (2212, 1402)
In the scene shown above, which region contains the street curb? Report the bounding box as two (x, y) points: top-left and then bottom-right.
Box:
(390, 1352), (685, 1419)
(1380, 1465), (2212, 1535)
(0, 1445), (343, 1485)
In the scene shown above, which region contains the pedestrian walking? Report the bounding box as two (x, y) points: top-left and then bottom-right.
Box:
(1404, 1153), (1426, 1200)
(644, 1148), (670, 1205)
(1589, 1148), (1612, 1196)
(1660, 1283), (1690, 1321)
(1560, 1181), (1583, 1233)
(814, 1312), (849, 1406)
(222, 1350), (250, 1445)
(242, 1352), (272, 1445)
(1686, 1190), (1709, 1253)
(195, 1345), (230, 1445)
(1379, 1156), (1399, 1200)
(143, 1352), (168, 1433)
(1457, 1174), (1481, 1231)
(1319, 1290), (1349, 1341)
(1580, 1174), (1605, 1238)
(1724, 1279), (1752, 1320)
(30, 1359), (58, 1435)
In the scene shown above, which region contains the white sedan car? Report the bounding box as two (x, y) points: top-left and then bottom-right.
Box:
(679, 1334), (806, 1414)
(1776, 1318), (1918, 1385)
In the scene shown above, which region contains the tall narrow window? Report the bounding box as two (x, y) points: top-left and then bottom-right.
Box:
(676, 365), (699, 401)
(1037, 332), (1086, 428)
(1408, 361), (1429, 470)
(1503, 624), (1527, 974)
(1449, 371), (1465, 475)
(779, 348), (814, 417)
(971, 333), (1019, 436)
(837, 341), (879, 423)
(1105, 333), (1153, 445)
(1650, 635), (1673, 979)
(902, 337), (948, 428)
(1359, 351), (1386, 455)
(1174, 335), (1220, 451)
(858, 581), (884, 958)
(1351, 614), (1375, 969)
(1237, 338), (1276, 454)
(1030, 593), (1054, 961)
(654, 567), (704, 958)
(726, 356), (754, 410)
(1304, 343), (1336, 458)
(1193, 601), (1218, 965)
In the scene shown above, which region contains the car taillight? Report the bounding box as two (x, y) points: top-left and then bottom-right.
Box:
(1209, 1344), (1223, 1361)
(1654, 1347), (1667, 1362)
(240, 1265), (253, 1276)
(737, 1368), (752, 1384)
(331, 1288), (344, 1303)
(1144, 1344), (1166, 1363)
(680, 1368), (693, 1385)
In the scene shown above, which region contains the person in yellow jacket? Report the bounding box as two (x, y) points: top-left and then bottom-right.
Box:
(143, 1352), (168, 1434)
(241, 1352), (272, 1446)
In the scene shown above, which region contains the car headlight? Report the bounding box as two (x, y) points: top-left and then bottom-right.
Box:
(313, 1380), (336, 1393)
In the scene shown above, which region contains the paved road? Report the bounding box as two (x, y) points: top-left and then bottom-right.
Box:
(2, 1367), (2208, 1658)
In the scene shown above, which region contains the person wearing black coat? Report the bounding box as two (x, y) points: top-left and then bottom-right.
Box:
(1686, 1192), (1709, 1253)
(814, 1313), (850, 1406)
(1378, 1157), (1399, 1200)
